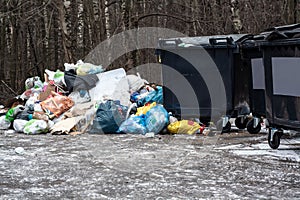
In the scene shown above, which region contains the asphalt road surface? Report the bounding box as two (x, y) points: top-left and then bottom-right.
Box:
(1, 130), (300, 199)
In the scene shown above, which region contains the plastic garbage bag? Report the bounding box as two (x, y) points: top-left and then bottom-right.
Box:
(45, 69), (65, 86)
(15, 105), (34, 121)
(68, 90), (91, 104)
(145, 105), (169, 134)
(136, 86), (163, 106)
(136, 102), (156, 116)
(23, 119), (49, 134)
(167, 120), (201, 134)
(25, 94), (39, 108)
(118, 115), (147, 135)
(40, 91), (74, 118)
(64, 71), (99, 93)
(13, 119), (28, 132)
(25, 76), (44, 90)
(89, 68), (126, 102)
(127, 74), (148, 93)
(5, 105), (25, 122)
(21, 77), (44, 100)
(88, 100), (127, 134)
(0, 115), (11, 130)
(76, 60), (104, 76)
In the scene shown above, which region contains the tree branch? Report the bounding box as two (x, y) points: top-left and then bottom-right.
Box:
(136, 13), (197, 24)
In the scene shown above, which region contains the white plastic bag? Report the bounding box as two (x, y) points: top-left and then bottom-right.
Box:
(0, 115), (11, 130)
(23, 119), (49, 134)
(13, 119), (28, 132)
(68, 91), (91, 104)
(45, 69), (66, 86)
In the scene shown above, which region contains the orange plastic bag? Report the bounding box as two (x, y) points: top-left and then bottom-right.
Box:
(40, 91), (74, 118)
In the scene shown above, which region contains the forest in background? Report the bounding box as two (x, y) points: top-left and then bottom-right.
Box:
(0, 0), (299, 103)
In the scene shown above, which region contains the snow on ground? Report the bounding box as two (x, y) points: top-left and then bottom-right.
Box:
(216, 137), (300, 162)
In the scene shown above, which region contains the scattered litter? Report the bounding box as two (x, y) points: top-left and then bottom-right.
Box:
(145, 132), (155, 138)
(4, 130), (15, 134)
(0, 115), (11, 130)
(15, 147), (25, 155)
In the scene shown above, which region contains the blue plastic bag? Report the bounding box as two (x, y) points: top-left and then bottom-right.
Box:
(145, 105), (169, 134)
(137, 86), (163, 106)
(118, 115), (147, 135)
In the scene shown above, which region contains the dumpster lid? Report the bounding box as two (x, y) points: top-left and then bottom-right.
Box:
(261, 24), (300, 41)
(158, 34), (249, 48)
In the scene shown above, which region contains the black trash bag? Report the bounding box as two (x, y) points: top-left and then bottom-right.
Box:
(64, 71), (99, 93)
(88, 100), (127, 134)
(15, 105), (34, 120)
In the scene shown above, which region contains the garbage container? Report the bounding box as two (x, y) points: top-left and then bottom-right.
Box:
(260, 25), (300, 149)
(157, 34), (250, 132)
(239, 35), (266, 133)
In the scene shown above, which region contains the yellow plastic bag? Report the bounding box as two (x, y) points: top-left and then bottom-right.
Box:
(136, 102), (156, 116)
(167, 120), (201, 134)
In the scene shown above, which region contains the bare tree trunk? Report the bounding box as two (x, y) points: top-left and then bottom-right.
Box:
(10, 12), (18, 90)
(296, 0), (300, 23)
(231, 0), (242, 33)
(98, 0), (106, 41)
(105, 0), (111, 39)
(192, 0), (198, 36)
(70, 0), (79, 60)
(0, 5), (6, 84)
(286, 0), (296, 24)
(55, 0), (73, 63)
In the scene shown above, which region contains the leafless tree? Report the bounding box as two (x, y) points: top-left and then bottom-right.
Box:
(0, 0), (298, 104)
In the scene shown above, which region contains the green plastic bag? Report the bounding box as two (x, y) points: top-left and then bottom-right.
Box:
(24, 119), (49, 134)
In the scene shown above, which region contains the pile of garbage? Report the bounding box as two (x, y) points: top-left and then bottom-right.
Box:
(0, 60), (206, 136)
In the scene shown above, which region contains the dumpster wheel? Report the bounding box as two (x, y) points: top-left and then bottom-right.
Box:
(235, 116), (249, 129)
(217, 120), (231, 133)
(246, 118), (261, 134)
(268, 130), (281, 149)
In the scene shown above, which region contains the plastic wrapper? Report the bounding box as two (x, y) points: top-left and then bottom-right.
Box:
(40, 91), (74, 118)
(136, 102), (156, 116)
(118, 115), (147, 135)
(23, 119), (49, 134)
(167, 120), (201, 134)
(13, 119), (28, 132)
(145, 105), (169, 134)
(0, 115), (11, 130)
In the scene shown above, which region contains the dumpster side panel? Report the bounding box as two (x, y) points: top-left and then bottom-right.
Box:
(263, 42), (300, 130)
(241, 46), (266, 118)
(160, 46), (235, 122)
